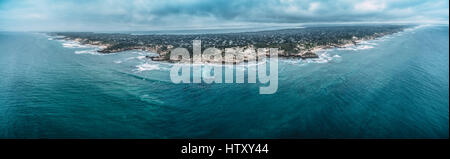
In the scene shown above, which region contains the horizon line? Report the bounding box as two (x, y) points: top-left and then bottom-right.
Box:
(1, 20), (448, 32)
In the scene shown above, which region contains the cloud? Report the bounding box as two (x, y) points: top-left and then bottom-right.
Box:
(354, 0), (386, 12)
(0, 0), (448, 31)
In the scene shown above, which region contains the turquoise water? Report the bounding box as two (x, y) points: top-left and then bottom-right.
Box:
(0, 25), (448, 138)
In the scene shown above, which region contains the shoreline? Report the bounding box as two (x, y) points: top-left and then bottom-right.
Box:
(53, 35), (381, 64)
(49, 26), (408, 64)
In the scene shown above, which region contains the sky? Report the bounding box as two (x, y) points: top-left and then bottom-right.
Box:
(0, 0), (448, 31)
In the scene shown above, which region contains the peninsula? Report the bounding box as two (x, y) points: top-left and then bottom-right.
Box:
(49, 25), (409, 63)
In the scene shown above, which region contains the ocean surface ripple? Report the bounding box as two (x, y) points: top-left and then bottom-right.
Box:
(0, 25), (448, 138)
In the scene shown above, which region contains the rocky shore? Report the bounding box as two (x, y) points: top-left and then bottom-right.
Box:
(58, 35), (383, 64)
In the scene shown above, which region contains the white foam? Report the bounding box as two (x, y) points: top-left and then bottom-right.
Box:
(337, 45), (374, 51)
(136, 63), (160, 71)
(279, 51), (343, 65)
(116, 55), (155, 64)
(315, 53), (333, 63)
(279, 25), (425, 65)
(139, 94), (165, 104)
(136, 56), (146, 60)
(283, 59), (301, 65)
(49, 38), (107, 55)
(294, 52), (333, 64)
(62, 41), (92, 48)
(356, 45), (374, 50)
(358, 41), (378, 46)
(74, 49), (101, 55)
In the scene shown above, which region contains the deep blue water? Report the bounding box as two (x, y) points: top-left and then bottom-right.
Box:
(0, 25), (448, 138)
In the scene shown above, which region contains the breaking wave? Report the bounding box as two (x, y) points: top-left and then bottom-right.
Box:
(74, 49), (102, 55)
(135, 63), (161, 71)
(61, 41), (94, 49)
(337, 45), (375, 51)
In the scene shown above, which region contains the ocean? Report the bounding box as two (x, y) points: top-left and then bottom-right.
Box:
(0, 25), (448, 138)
